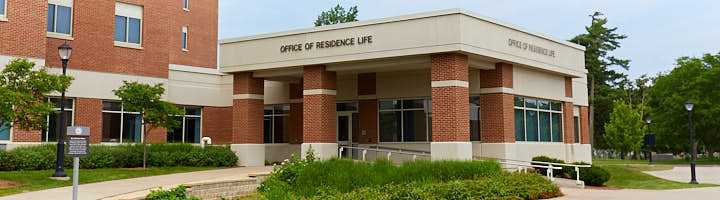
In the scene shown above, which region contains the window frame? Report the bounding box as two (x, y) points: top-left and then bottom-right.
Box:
(469, 95), (481, 141)
(378, 98), (432, 143)
(114, 2), (143, 49)
(46, 1), (74, 39)
(514, 96), (564, 143)
(101, 101), (143, 143)
(42, 97), (75, 142)
(263, 104), (290, 144)
(182, 0), (189, 11)
(167, 106), (202, 143)
(181, 26), (188, 51)
(0, 0), (7, 20)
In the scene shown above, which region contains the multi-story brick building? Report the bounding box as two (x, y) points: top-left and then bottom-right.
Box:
(0, 0), (229, 147)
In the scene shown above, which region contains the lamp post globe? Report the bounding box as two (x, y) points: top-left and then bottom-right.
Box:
(52, 42), (72, 178)
(685, 100), (698, 184)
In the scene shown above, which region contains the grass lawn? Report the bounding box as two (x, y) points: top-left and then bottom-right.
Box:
(594, 159), (717, 190)
(0, 167), (217, 196)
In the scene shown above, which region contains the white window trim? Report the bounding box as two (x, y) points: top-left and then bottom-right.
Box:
(46, 2), (74, 39)
(514, 96), (564, 143)
(0, 0), (7, 21)
(115, 2), (143, 48)
(263, 104), (290, 144)
(182, 0), (189, 11)
(181, 26), (189, 51)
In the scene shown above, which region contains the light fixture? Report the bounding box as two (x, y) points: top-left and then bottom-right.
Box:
(684, 100), (694, 111)
(58, 42), (73, 61)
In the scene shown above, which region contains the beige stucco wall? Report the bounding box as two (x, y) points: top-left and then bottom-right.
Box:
(572, 75), (590, 106)
(376, 70), (431, 99)
(264, 81), (290, 105)
(476, 143), (592, 163)
(512, 66), (567, 102)
(168, 68), (233, 107)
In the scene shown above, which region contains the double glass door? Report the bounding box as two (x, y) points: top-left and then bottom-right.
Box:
(337, 112), (359, 159)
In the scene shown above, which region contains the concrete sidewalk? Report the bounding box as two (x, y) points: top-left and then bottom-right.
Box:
(646, 166), (720, 184)
(557, 186), (720, 200)
(0, 166), (273, 200)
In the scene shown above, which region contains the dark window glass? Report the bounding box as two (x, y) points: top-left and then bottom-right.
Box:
(402, 99), (424, 109)
(403, 110), (427, 142)
(103, 101), (122, 111)
(182, 31), (187, 49)
(167, 117), (184, 143)
(273, 105), (289, 115)
(336, 102), (358, 111)
(185, 106), (202, 116)
(470, 105), (480, 141)
(128, 18), (141, 44)
(185, 117), (201, 143)
(525, 98), (538, 109)
(470, 96), (481, 107)
(273, 115), (286, 143)
(514, 96), (524, 107)
(50, 98), (74, 109)
(102, 112), (122, 142)
(123, 114), (142, 143)
(47, 4), (55, 32)
(114, 16), (127, 42)
(551, 113), (563, 142)
(551, 102), (563, 111)
(574, 116), (580, 143)
(263, 116), (272, 143)
(525, 110), (538, 141)
(539, 111), (551, 142)
(0, 120), (9, 140)
(338, 115), (349, 141)
(379, 100), (400, 110)
(514, 109), (525, 141)
(538, 100), (551, 110)
(379, 111), (401, 142)
(44, 110), (72, 142)
(183, 0), (189, 9)
(263, 106), (273, 115)
(56, 5), (72, 34)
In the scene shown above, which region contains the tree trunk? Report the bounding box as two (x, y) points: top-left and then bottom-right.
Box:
(143, 125), (149, 169)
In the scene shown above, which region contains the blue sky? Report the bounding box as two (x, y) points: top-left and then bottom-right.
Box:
(219, 0), (719, 79)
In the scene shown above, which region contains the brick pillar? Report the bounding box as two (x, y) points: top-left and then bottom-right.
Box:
(301, 65), (337, 160)
(12, 130), (41, 142)
(563, 102), (575, 144)
(288, 82), (303, 144)
(358, 73), (378, 144)
(479, 62), (515, 143)
(146, 127), (167, 144)
(74, 98), (103, 143)
(580, 106), (590, 144)
(430, 53), (471, 160)
(565, 77), (573, 98)
(230, 72), (265, 166)
(202, 106), (233, 144)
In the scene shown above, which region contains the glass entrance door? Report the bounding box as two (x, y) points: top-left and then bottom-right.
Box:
(337, 113), (356, 158)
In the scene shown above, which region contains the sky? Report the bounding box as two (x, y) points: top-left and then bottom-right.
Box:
(219, 0), (720, 79)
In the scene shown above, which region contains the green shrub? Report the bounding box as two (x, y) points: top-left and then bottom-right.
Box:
(571, 165), (610, 186)
(0, 143), (238, 171)
(146, 185), (199, 200)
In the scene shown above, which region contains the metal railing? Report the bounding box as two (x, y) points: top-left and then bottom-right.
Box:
(338, 145), (430, 162)
(475, 156), (591, 185)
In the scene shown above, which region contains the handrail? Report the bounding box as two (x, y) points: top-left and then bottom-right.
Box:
(474, 156), (589, 186)
(498, 161), (562, 181)
(366, 145), (431, 154)
(339, 146), (430, 162)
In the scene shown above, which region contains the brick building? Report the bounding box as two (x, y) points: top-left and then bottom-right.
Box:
(220, 9), (592, 166)
(0, 0), (229, 147)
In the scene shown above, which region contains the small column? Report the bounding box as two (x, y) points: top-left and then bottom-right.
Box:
(579, 106), (590, 144)
(479, 62), (515, 143)
(563, 102), (575, 143)
(302, 65), (337, 160)
(430, 53), (472, 160)
(358, 73), (378, 144)
(230, 72), (265, 166)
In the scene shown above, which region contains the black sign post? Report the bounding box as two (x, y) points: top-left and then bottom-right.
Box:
(67, 126), (90, 200)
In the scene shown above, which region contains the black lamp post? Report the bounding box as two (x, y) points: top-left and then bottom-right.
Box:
(645, 116), (653, 164)
(52, 42), (72, 178)
(684, 100), (698, 184)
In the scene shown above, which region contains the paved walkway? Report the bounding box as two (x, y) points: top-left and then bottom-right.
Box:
(646, 166), (720, 184)
(557, 186), (720, 200)
(0, 166), (273, 200)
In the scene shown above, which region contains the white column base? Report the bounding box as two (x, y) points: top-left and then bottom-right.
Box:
(431, 142), (472, 161)
(231, 144), (266, 167)
(301, 143), (338, 160)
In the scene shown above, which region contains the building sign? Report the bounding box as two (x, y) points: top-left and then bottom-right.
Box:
(67, 126), (90, 157)
(507, 38), (556, 58)
(280, 35), (374, 53)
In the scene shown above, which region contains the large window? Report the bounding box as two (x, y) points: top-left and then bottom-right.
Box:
(514, 96), (563, 142)
(47, 0), (73, 36)
(470, 96), (481, 141)
(264, 105), (289, 143)
(115, 2), (143, 47)
(379, 99), (431, 142)
(0, 0), (6, 18)
(167, 106), (202, 143)
(42, 97), (74, 142)
(0, 120), (9, 141)
(102, 101), (142, 143)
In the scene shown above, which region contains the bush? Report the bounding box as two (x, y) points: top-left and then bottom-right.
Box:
(0, 143), (238, 171)
(566, 164), (610, 186)
(146, 185), (199, 200)
(532, 156), (566, 177)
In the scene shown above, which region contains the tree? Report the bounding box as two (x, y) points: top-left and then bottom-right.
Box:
(648, 53), (720, 155)
(314, 4), (358, 27)
(603, 100), (646, 159)
(0, 59), (73, 131)
(569, 12), (630, 148)
(114, 81), (183, 168)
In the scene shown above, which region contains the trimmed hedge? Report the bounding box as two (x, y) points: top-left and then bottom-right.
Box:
(0, 144), (237, 171)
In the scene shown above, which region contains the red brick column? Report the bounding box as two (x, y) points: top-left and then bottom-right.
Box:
(74, 98), (103, 143)
(146, 127), (167, 144)
(302, 65), (337, 159)
(478, 62), (515, 143)
(580, 106), (590, 144)
(232, 72), (264, 144)
(563, 102), (575, 144)
(479, 94), (515, 143)
(565, 77), (573, 98)
(202, 106), (233, 144)
(288, 82), (303, 144)
(12, 130), (41, 142)
(431, 54), (470, 141)
(358, 73), (378, 144)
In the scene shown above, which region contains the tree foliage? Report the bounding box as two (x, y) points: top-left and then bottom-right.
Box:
(0, 59), (73, 131)
(113, 81), (183, 168)
(603, 100), (646, 158)
(569, 12), (630, 148)
(647, 53), (720, 154)
(314, 4), (358, 27)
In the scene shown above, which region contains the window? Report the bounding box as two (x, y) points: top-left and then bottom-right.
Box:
(167, 106), (202, 143)
(42, 98), (74, 142)
(264, 105), (289, 143)
(101, 101), (142, 143)
(181, 26), (188, 50)
(0, 0), (6, 18)
(379, 99), (431, 142)
(0, 120), (9, 141)
(470, 96), (481, 141)
(115, 2), (143, 47)
(574, 106), (580, 143)
(514, 96), (563, 142)
(182, 0), (189, 10)
(47, 0), (73, 36)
